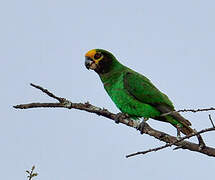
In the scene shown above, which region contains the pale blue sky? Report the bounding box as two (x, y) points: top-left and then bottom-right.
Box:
(1, 0), (215, 179)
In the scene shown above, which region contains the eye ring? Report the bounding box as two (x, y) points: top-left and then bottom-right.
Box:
(94, 53), (102, 60)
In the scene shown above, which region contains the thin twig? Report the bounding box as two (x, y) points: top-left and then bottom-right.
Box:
(209, 114), (215, 128)
(26, 165), (38, 180)
(178, 108), (215, 113)
(161, 107), (215, 117)
(30, 83), (64, 103)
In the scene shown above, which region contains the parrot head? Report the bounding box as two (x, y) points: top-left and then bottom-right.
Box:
(85, 49), (118, 74)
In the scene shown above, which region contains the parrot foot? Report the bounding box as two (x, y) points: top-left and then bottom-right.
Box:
(137, 118), (148, 134)
(114, 113), (125, 124)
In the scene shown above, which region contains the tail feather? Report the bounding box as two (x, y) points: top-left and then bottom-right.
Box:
(172, 122), (194, 135)
(170, 111), (194, 135)
(181, 125), (194, 135)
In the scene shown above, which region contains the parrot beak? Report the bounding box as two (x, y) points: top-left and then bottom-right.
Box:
(85, 57), (97, 70)
(85, 57), (92, 69)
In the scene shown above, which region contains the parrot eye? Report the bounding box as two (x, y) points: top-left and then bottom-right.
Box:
(94, 53), (102, 60)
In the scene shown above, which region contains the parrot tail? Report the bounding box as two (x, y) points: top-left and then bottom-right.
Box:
(155, 105), (194, 135)
(167, 111), (194, 135)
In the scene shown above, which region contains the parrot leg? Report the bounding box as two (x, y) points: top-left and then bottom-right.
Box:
(137, 118), (149, 134)
(114, 112), (125, 124)
(176, 124), (182, 140)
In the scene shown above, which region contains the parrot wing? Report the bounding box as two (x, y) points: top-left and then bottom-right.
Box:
(123, 71), (192, 128)
(123, 71), (174, 109)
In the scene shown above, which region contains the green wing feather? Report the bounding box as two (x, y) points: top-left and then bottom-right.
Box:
(123, 71), (174, 109)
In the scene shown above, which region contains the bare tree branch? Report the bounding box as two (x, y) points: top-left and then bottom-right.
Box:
(14, 84), (215, 157)
(126, 127), (215, 158)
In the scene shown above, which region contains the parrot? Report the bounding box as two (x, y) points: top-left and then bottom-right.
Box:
(84, 49), (194, 135)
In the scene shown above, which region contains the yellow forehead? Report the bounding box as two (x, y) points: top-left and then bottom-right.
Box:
(85, 49), (96, 58)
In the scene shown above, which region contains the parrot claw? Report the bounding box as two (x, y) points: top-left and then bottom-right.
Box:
(137, 118), (148, 134)
(176, 136), (182, 140)
(114, 113), (124, 124)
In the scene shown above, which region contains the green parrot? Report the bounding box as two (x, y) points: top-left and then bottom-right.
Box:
(85, 49), (194, 135)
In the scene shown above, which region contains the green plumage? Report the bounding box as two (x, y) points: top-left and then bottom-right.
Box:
(85, 49), (193, 135)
